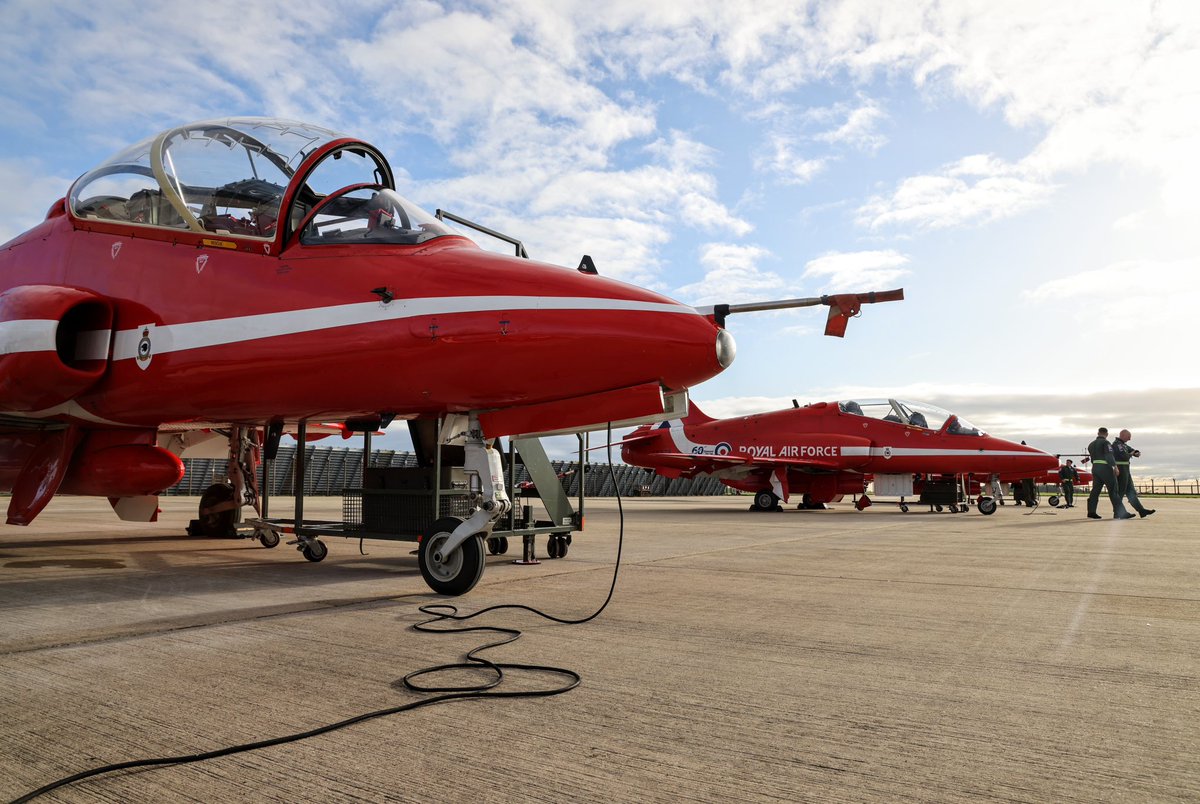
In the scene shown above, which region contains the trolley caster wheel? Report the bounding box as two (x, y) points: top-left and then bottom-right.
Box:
(935, 505), (943, 513)
(1048, 495), (1060, 508)
(978, 497), (997, 515)
(900, 503), (909, 513)
(555, 534), (569, 558)
(498, 536), (509, 555)
(487, 537), (502, 555)
(419, 517), (485, 596)
(301, 540), (328, 562)
(547, 535), (561, 559)
(258, 529), (280, 548)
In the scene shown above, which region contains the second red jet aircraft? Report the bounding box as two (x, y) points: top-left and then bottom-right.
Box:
(622, 397), (1058, 514)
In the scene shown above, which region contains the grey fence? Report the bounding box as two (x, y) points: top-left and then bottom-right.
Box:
(167, 444), (730, 498)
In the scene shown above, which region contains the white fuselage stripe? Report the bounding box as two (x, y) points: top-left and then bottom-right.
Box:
(0, 319), (57, 355)
(108, 296), (699, 361)
(840, 445), (1039, 458)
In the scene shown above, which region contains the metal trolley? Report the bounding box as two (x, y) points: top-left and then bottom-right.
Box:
(245, 422), (585, 596)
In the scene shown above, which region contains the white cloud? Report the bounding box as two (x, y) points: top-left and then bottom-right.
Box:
(0, 160), (73, 244)
(857, 154), (1058, 230)
(754, 134), (827, 186)
(812, 97), (888, 152)
(413, 129), (749, 283)
(752, 97), (886, 186)
(848, 1), (1200, 228)
(1024, 258), (1200, 332)
(673, 243), (787, 305)
(801, 250), (910, 293)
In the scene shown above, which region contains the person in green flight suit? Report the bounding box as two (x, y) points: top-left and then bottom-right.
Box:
(1113, 429), (1155, 518)
(1058, 459), (1079, 508)
(1085, 427), (1133, 519)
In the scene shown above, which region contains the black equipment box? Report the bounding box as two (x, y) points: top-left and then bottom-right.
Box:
(362, 466), (467, 491)
(918, 478), (961, 506)
(348, 467), (472, 536)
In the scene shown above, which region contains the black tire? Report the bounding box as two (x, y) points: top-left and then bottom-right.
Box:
(935, 505), (943, 513)
(487, 537), (501, 555)
(498, 536), (509, 555)
(1048, 495), (1060, 508)
(900, 503), (909, 513)
(258, 529), (281, 548)
(419, 517), (485, 596)
(547, 536), (561, 559)
(978, 497), (997, 515)
(193, 483), (238, 538)
(302, 540), (328, 562)
(552, 535), (569, 559)
(753, 491), (778, 511)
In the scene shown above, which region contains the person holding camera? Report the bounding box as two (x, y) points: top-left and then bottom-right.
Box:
(1113, 429), (1155, 518)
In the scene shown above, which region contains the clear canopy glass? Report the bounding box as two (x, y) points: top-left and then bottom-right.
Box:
(838, 398), (985, 435)
(67, 117), (456, 246)
(300, 186), (455, 245)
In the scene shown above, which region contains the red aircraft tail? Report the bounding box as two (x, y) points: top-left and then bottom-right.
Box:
(682, 400), (716, 426)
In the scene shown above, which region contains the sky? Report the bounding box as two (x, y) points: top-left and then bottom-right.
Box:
(1, 0), (1198, 478)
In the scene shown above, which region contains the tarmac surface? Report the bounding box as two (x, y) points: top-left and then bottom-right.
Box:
(1, 494), (1198, 802)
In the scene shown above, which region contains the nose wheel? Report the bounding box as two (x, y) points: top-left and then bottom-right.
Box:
(419, 516), (486, 596)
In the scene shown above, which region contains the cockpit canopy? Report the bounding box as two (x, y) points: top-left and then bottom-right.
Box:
(838, 398), (984, 435)
(68, 117), (457, 246)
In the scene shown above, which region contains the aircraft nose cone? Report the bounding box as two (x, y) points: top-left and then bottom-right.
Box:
(716, 329), (736, 369)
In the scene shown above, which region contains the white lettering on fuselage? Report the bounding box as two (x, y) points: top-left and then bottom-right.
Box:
(738, 445), (840, 459)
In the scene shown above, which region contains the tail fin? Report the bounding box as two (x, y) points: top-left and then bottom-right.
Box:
(682, 400), (715, 426)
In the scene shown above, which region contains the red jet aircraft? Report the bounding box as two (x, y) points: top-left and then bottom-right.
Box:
(0, 117), (900, 592)
(621, 397), (1058, 514)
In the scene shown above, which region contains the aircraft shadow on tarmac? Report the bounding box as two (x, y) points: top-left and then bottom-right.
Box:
(0, 534), (432, 615)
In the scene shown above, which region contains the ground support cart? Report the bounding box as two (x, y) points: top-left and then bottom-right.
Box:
(245, 423), (585, 596)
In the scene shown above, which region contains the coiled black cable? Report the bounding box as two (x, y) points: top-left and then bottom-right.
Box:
(10, 428), (624, 803)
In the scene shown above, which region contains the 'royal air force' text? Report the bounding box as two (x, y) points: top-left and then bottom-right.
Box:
(691, 445), (840, 458)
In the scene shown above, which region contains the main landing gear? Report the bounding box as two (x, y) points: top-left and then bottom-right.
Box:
(187, 482), (239, 538)
(751, 491), (782, 511)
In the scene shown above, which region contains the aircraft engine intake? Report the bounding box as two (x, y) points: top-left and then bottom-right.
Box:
(0, 285), (113, 411)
